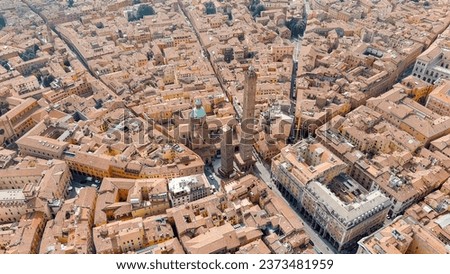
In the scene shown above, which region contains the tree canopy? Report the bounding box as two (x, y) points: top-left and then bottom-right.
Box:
(204, 2), (216, 15)
(0, 15), (6, 30)
(137, 4), (155, 18)
(286, 18), (306, 39)
(19, 45), (39, 62)
(42, 75), (55, 87)
(252, 4), (265, 17)
(128, 4), (155, 22)
(0, 59), (9, 71)
(248, 1), (265, 18)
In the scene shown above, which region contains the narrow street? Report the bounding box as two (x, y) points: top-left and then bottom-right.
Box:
(178, 3), (232, 102)
(22, 1), (90, 74)
(208, 152), (336, 254)
(22, 0), (120, 98)
(182, 1), (335, 253)
(250, 152), (337, 254)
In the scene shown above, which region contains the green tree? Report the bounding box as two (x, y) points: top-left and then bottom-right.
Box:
(286, 18), (306, 38)
(249, 0), (260, 12)
(19, 49), (36, 61)
(42, 75), (55, 87)
(204, 2), (216, 15)
(252, 4), (265, 18)
(128, 4), (155, 22)
(68, 0), (74, 8)
(0, 15), (6, 30)
(137, 4), (155, 18)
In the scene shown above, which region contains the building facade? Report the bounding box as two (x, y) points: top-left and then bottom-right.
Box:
(301, 175), (391, 251)
(168, 174), (212, 207)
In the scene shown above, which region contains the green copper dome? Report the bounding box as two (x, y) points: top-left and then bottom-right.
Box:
(191, 99), (206, 118)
